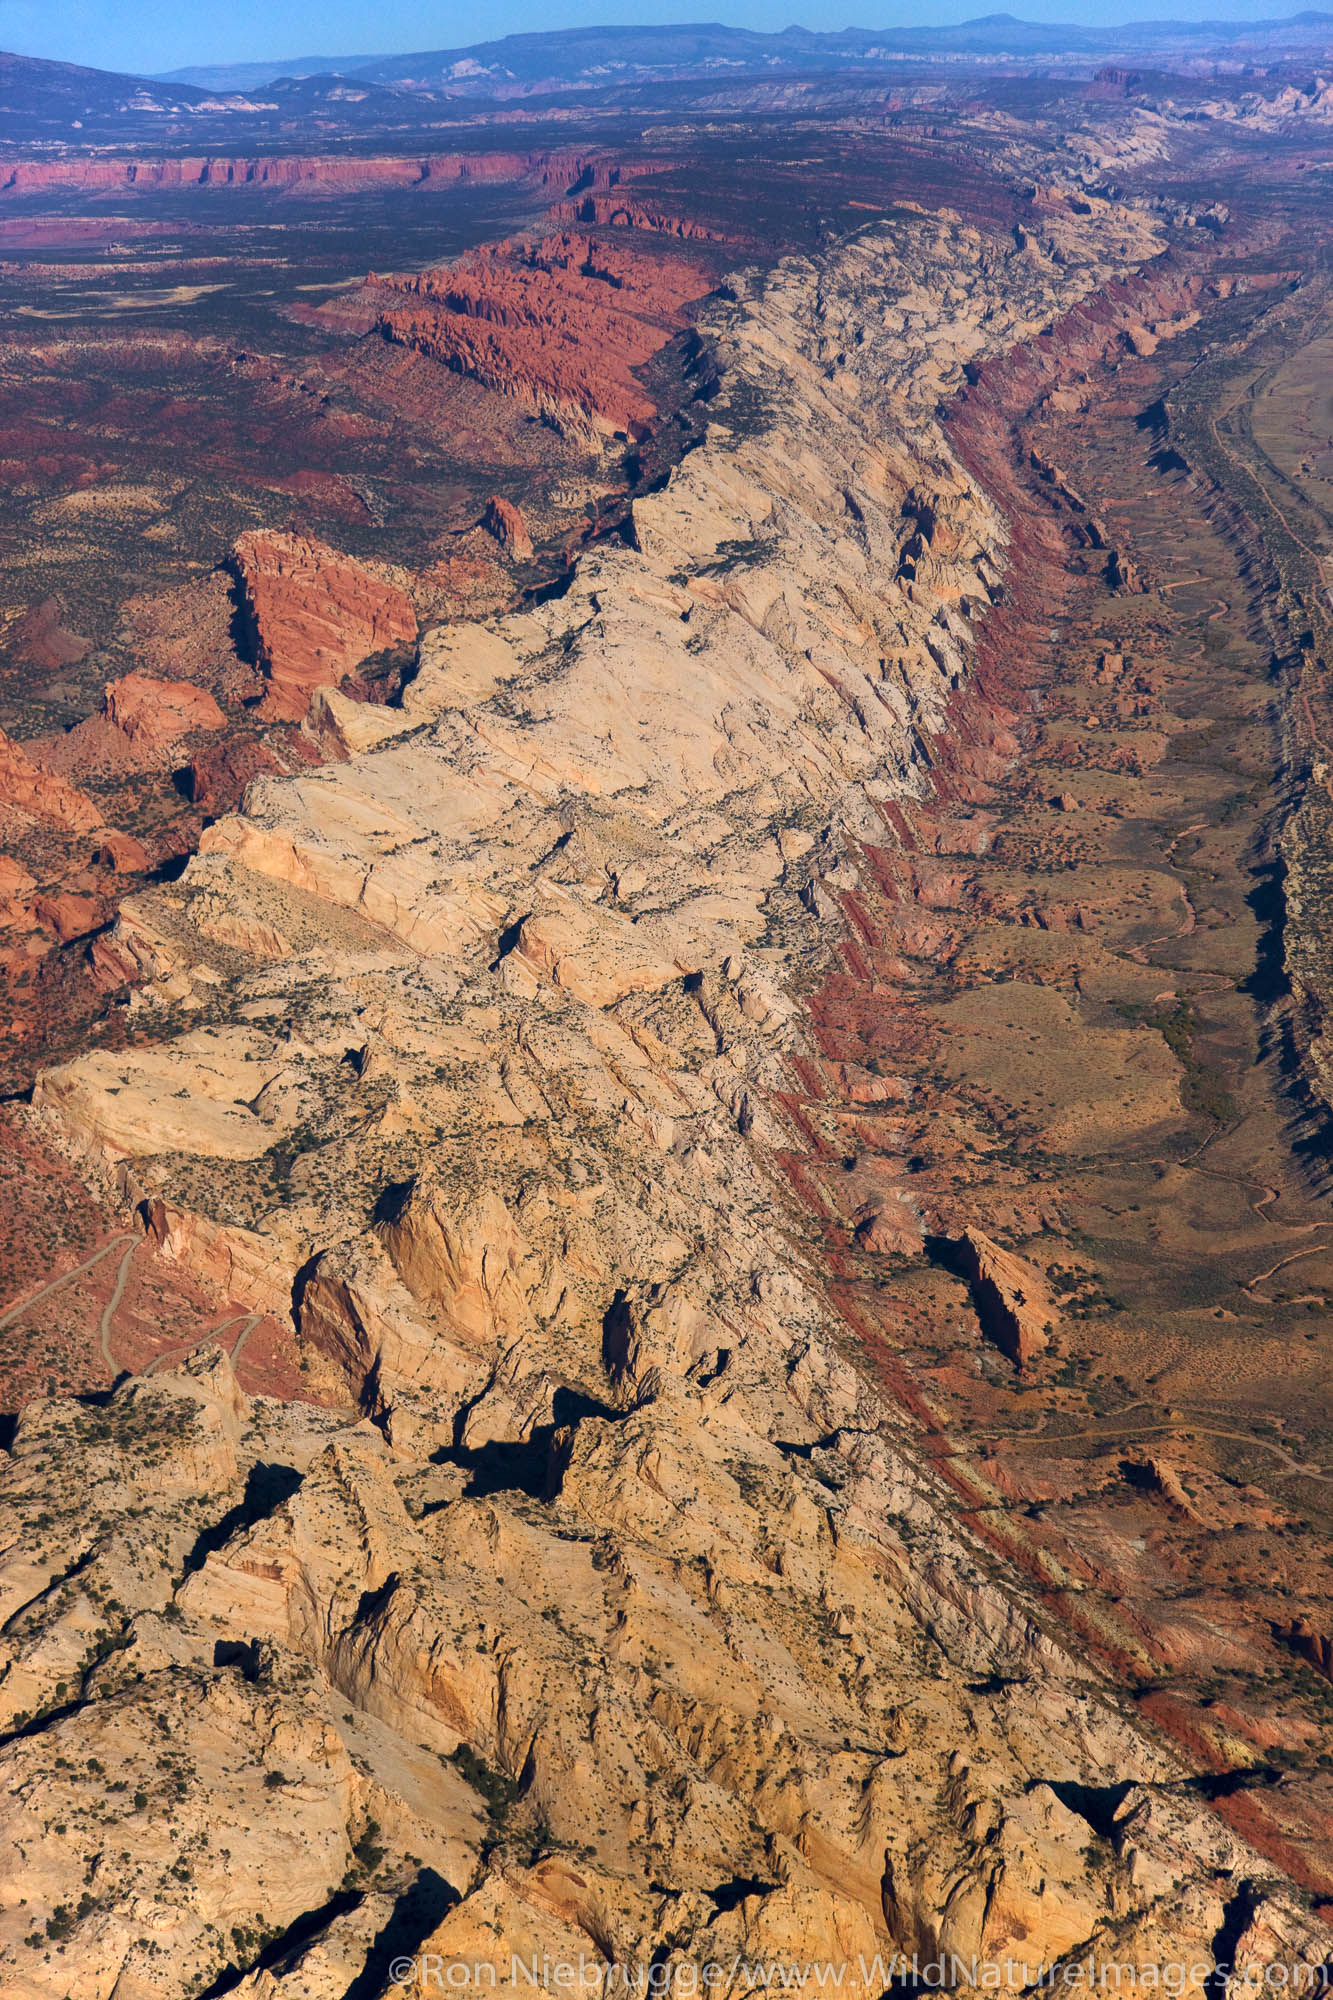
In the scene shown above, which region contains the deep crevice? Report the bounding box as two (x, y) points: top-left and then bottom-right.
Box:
(181, 1462), (302, 1578)
(429, 1385), (620, 1500)
(196, 1888), (364, 1999)
(341, 1868), (460, 2000)
(1038, 1778), (1134, 1840)
(1204, 1879), (1261, 2000)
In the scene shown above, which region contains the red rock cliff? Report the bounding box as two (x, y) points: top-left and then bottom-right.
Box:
(0, 150), (582, 196)
(376, 228), (713, 436)
(230, 531), (417, 721)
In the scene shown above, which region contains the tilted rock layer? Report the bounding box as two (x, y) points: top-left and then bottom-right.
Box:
(103, 673), (226, 755)
(375, 226), (718, 436)
(7, 197), (1324, 1997)
(230, 530), (418, 721)
(0, 149), (595, 196)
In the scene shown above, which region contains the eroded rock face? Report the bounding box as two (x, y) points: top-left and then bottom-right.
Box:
(376, 226), (716, 437)
(230, 530), (418, 720)
(480, 495), (534, 559)
(952, 1227), (1058, 1369)
(9, 595), (90, 671)
(0, 149), (575, 196)
(7, 198), (1325, 1996)
(103, 672), (226, 754)
(180, 733), (286, 811)
(0, 726), (102, 834)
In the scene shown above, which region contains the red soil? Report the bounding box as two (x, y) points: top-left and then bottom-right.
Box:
(8, 598), (91, 673)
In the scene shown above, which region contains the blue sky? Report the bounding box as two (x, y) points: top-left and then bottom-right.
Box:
(0, 0), (1305, 75)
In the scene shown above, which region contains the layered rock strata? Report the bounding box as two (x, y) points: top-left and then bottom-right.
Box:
(0, 150), (593, 196)
(480, 495), (534, 560)
(375, 227), (718, 437)
(7, 201), (1324, 1996)
(103, 673), (226, 755)
(230, 531), (418, 722)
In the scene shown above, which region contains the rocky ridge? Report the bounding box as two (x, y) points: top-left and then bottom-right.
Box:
(4, 196), (1325, 1997)
(0, 147), (718, 1092)
(374, 226), (720, 438)
(230, 531), (419, 722)
(0, 150), (595, 196)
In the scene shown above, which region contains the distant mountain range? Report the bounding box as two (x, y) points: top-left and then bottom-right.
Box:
(0, 50), (469, 145)
(155, 13), (1333, 94)
(2, 12), (1331, 151)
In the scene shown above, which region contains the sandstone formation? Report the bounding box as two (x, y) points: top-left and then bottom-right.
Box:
(1154, 75), (1333, 129)
(180, 735), (286, 812)
(7, 183), (1328, 1999)
(950, 1227), (1057, 1370)
(1278, 1617), (1333, 1681)
(0, 727), (102, 835)
(480, 495), (534, 559)
(554, 192), (731, 242)
(0, 149), (587, 197)
(230, 531), (418, 721)
(92, 829), (150, 872)
(103, 672), (226, 754)
(376, 228), (716, 436)
(0, 145), (662, 1090)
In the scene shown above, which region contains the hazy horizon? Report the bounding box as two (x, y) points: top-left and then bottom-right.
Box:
(1, 0), (1322, 79)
